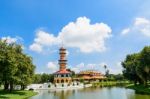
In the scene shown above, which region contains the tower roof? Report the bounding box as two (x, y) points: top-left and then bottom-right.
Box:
(54, 69), (71, 74)
(59, 46), (66, 50)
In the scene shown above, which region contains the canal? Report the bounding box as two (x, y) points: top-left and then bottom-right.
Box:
(30, 87), (150, 99)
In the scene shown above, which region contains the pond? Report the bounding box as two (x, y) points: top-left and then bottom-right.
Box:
(30, 87), (150, 99)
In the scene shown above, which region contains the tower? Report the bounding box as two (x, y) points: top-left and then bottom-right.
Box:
(59, 47), (67, 70)
(53, 47), (72, 84)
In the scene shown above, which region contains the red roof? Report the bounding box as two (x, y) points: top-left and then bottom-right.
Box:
(54, 69), (71, 74)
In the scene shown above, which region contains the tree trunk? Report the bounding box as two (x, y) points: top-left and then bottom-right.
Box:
(4, 82), (9, 90)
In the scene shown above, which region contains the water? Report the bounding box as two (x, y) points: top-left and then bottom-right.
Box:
(30, 87), (150, 99)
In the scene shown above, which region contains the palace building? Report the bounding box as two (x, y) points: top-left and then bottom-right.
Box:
(78, 70), (106, 80)
(73, 70), (106, 82)
(53, 47), (72, 84)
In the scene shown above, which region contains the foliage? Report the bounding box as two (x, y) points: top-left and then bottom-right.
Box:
(32, 73), (54, 83)
(0, 40), (35, 91)
(67, 68), (75, 77)
(107, 74), (125, 81)
(122, 46), (150, 86)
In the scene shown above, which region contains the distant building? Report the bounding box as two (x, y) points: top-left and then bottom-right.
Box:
(53, 47), (72, 84)
(74, 70), (106, 81)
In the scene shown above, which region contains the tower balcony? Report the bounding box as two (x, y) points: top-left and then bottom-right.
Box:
(59, 52), (66, 54)
(59, 61), (67, 64)
(59, 59), (67, 62)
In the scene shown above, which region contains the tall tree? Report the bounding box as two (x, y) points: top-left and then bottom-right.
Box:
(138, 46), (150, 86)
(122, 46), (150, 86)
(0, 40), (35, 91)
(122, 53), (140, 85)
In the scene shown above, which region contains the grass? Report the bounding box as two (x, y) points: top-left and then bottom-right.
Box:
(0, 90), (37, 99)
(92, 81), (130, 87)
(126, 84), (150, 95)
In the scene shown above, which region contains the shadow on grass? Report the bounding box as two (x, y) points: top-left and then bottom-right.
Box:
(0, 90), (27, 95)
(0, 95), (9, 98)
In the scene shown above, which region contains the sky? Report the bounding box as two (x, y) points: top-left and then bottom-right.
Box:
(0, 0), (150, 74)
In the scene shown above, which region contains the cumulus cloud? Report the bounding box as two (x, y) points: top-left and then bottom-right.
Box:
(47, 61), (58, 73)
(58, 17), (112, 53)
(29, 43), (42, 53)
(29, 17), (112, 53)
(29, 30), (60, 53)
(121, 17), (150, 37)
(34, 30), (59, 46)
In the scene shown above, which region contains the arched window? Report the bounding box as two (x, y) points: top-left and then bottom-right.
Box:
(57, 80), (59, 83)
(66, 79), (68, 83)
(61, 79), (64, 83)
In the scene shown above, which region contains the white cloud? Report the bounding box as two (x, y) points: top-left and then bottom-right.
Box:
(1, 36), (18, 44)
(30, 17), (112, 53)
(121, 28), (130, 35)
(29, 30), (60, 53)
(134, 17), (150, 37)
(58, 17), (112, 53)
(34, 30), (59, 46)
(29, 43), (42, 53)
(47, 61), (58, 73)
(134, 17), (150, 26)
(121, 17), (150, 37)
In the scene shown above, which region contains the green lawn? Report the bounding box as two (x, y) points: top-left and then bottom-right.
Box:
(126, 84), (150, 95)
(0, 90), (37, 99)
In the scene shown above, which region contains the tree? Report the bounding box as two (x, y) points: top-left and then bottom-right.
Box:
(32, 73), (54, 83)
(122, 46), (150, 86)
(122, 53), (140, 85)
(0, 40), (35, 91)
(67, 68), (75, 77)
(103, 65), (109, 77)
(138, 46), (150, 86)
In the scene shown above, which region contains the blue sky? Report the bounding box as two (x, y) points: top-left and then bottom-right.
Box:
(1, 0), (150, 74)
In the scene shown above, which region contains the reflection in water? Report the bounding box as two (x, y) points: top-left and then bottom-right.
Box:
(30, 87), (150, 99)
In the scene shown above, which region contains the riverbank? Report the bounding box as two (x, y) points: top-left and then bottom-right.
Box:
(0, 90), (37, 99)
(126, 84), (150, 95)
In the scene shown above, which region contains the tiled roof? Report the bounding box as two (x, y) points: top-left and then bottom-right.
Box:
(54, 69), (71, 74)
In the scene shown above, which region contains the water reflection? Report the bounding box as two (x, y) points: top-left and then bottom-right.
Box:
(31, 87), (150, 99)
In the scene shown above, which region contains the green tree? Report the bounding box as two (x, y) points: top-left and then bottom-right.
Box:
(122, 46), (150, 86)
(138, 46), (150, 86)
(0, 40), (35, 91)
(32, 73), (54, 83)
(122, 53), (140, 85)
